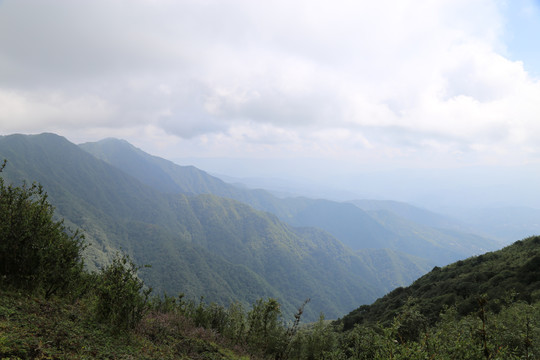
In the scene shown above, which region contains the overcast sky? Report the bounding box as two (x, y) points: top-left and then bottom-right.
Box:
(1, 0), (540, 181)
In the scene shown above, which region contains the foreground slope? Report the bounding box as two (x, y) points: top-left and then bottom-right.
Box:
(81, 138), (497, 265)
(0, 289), (254, 360)
(340, 235), (540, 330)
(0, 133), (428, 320)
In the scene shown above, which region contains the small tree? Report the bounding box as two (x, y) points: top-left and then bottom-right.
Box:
(0, 160), (85, 297)
(246, 298), (286, 356)
(94, 253), (152, 331)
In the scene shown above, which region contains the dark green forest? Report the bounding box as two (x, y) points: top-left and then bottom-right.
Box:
(2, 159), (540, 359)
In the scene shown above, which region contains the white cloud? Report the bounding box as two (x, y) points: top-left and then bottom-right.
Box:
(0, 0), (539, 168)
(0, 89), (114, 131)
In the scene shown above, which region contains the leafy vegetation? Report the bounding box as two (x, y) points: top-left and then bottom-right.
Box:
(0, 160), (85, 298)
(93, 253), (152, 331)
(292, 299), (540, 359)
(5, 282), (540, 359)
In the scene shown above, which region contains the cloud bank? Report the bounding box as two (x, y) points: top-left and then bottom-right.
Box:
(1, 0), (540, 168)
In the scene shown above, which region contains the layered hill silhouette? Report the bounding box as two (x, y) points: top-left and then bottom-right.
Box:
(81, 137), (498, 265)
(1, 133), (433, 320)
(0, 133), (503, 320)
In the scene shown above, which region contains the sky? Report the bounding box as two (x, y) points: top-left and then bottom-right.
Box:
(1, 0), (540, 207)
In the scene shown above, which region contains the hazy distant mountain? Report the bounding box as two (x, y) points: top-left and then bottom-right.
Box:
(437, 206), (540, 242)
(82, 138), (498, 266)
(350, 199), (469, 230)
(353, 199), (539, 244)
(209, 172), (367, 201)
(282, 199), (496, 264)
(0, 133), (432, 320)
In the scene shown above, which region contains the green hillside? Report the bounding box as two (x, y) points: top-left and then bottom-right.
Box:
(0, 134), (281, 307)
(81, 138), (497, 266)
(340, 235), (540, 330)
(0, 133), (430, 320)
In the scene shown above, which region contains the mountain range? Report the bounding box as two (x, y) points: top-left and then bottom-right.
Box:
(81, 137), (499, 264)
(0, 133), (500, 320)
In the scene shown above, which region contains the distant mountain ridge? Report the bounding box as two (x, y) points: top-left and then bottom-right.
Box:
(1, 133), (431, 320)
(81, 137), (498, 265)
(80, 138), (242, 197)
(350, 199), (470, 231)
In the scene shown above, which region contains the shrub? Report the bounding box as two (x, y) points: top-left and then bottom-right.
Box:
(93, 253), (152, 331)
(0, 160), (85, 298)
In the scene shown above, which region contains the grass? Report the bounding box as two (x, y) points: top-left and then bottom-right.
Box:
(0, 290), (252, 360)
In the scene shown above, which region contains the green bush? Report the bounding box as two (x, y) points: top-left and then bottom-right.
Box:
(0, 160), (85, 298)
(293, 314), (337, 360)
(93, 253), (152, 331)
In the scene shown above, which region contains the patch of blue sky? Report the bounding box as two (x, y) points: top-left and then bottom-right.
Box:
(502, 0), (540, 78)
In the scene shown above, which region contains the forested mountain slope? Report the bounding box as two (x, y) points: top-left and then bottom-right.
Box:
(80, 138), (286, 214)
(81, 138), (497, 265)
(340, 235), (540, 330)
(0, 133), (428, 320)
(80, 138), (248, 197)
(0, 134), (277, 305)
